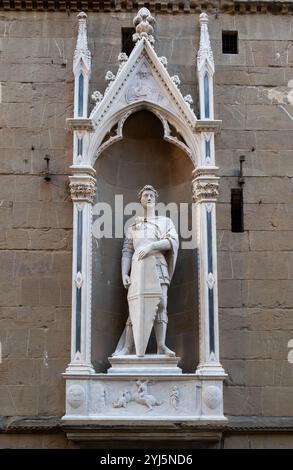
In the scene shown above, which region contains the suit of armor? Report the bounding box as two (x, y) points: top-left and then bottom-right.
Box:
(113, 215), (178, 356)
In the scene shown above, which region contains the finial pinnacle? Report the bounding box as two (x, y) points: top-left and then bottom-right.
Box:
(197, 11), (214, 72)
(74, 10), (91, 72)
(199, 12), (209, 24)
(77, 11), (87, 19)
(133, 7), (155, 45)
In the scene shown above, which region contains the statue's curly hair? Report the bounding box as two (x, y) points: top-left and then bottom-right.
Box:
(137, 185), (159, 202)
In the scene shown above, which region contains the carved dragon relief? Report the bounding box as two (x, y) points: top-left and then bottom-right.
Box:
(113, 380), (162, 411)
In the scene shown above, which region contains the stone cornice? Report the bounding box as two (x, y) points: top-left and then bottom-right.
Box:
(0, 416), (61, 433)
(0, 1), (292, 14)
(1, 416), (293, 435)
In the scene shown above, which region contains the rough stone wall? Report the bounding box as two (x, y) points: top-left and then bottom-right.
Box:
(0, 10), (292, 447)
(0, 11), (74, 418)
(212, 13), (293, 418)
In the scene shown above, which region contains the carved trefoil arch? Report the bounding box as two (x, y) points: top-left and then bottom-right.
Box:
(64, 9), (227, 434)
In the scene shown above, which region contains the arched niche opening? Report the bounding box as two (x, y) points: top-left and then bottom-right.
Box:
(92, 110), (198, 373)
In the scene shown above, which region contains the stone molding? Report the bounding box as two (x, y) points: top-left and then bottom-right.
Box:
(195, 120), (222, 133)
(1, 416), (293, 434)
(66, 118), (95, 132)
(0, 1), (292, 14)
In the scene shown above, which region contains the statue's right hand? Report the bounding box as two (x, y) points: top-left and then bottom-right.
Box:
(122, 274), (131, 289)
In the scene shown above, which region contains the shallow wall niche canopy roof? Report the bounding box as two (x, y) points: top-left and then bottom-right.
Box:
(0, 1), (292, 13)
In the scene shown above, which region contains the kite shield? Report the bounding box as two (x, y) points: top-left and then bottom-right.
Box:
(127, 255), (162, 356)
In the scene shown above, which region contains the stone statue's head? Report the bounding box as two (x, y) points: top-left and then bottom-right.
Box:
(138, 185), (158, 209)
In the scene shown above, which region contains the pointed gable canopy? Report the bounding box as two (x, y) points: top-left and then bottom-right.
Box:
(87, 8), (200, 167)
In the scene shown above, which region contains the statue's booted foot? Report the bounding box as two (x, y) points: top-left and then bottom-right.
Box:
(157, 345), (176, 357)
(112, 347), (132, 356)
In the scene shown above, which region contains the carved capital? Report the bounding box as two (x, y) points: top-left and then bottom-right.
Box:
(192, 168), (219, 202)
(69, 176), (97, 204)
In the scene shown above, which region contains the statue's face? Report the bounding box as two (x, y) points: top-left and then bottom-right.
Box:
(140, 190), (156, 209)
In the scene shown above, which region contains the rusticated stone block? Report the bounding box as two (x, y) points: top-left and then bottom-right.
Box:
(39, 277), (62, 306)
(224, 385), (262, 416)
(54, 307), (71, 332)
(216, 66), (292, 87)
(0, 229), (29, 250)
(245, 360), (277, 386)
(13, 202), (72, 229)
(41, 358), (68, 385)
(219, 177), (293, 204)
(245, 104), (293, 131)
(15, 306), (56, 327)
(217, 150), (293, 178)
(8, 385), (39, 415)
(7, 358), (42, 385)
(224, 435), (293, 450)
(0, 433), (75, 449)
(38, 381), (66, 415)
(218, 280), (242, 307)
(222, 359), (245, 386)
(28, 229), (72, 251)
(0, 385), (17, 415)
(6, 329), (29, 358)
(245, 204), (293, 231)
(218, 251), (292, 280)
(216, 203), (231, 230)
(261, 387), (293, 416)
(242, 280), (293, 308)
(217, 230), (250, 252)
(27, 328), (47, 358)
(219, 308), (249, 331)
(46, 329), (70, 359)
(221, 330), (272, 360)
(249, 231), (293, 252)
(20, 278), (40, 306)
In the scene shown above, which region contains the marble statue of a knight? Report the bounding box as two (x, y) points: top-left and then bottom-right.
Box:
(113, 185), (179, 357)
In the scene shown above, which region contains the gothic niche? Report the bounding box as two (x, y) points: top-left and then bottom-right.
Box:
(91, 110), (198, 372)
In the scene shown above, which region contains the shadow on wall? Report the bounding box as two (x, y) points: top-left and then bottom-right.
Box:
(92, 110), (198, 373)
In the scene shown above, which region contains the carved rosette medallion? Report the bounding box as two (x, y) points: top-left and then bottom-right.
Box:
(202, 385), (221, 410)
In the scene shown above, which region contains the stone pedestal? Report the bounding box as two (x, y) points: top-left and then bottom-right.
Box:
(63, 371), (226, 423)
(63, 349), (226, 424)
(108, 355), (182, 375)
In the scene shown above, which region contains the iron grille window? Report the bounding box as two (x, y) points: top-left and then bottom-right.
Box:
(231, 188), (244, 232)
(122, 28), (135, 56)
(222, 31), (238, 54)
